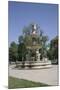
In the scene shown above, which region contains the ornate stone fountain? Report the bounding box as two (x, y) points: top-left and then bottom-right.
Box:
(24, 24), (52, 69)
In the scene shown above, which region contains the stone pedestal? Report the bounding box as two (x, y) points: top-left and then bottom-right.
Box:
(36, 49), (41, 62)
(26, 54), (29, 61)
(43, 57), (48, 62)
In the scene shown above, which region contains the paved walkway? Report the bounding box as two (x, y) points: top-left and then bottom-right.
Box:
(9, 65), (59, 86)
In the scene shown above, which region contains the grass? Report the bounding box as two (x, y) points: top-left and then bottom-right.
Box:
(8, 77), (49, 89)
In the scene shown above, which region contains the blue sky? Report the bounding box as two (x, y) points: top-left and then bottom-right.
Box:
(8, 1), (58, 45)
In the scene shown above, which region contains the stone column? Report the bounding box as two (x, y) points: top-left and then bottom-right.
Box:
(36, 49), (41, 62)
(38, 53), (41, 62)
(26, 54), (28, 61)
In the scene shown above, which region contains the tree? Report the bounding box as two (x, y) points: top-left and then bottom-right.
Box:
(23, 26), (31, 36)
(50, 36), (58, 60)
(9, 47), (13, 63)
(39, 30), (48, 59)
(18, 36), (27, 61)
(18, 36), (24, 44)
(9, 42), (18, 63)
(47, 36), (58, 64)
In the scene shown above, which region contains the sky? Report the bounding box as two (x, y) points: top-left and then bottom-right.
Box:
(8, 1), (58, 45)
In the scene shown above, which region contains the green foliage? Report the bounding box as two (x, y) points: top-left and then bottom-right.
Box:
(18, 43), (26, 61)
(50, 36), (58, 60)
(9, 42), (18, 62)
(47, 36), (58, 64)
(18, 36), (27, 61)
(40, 36), (48, 58)
(23, 26), (31, 36)
(24, 35), (32, 46)
(18, 36), (24, 44)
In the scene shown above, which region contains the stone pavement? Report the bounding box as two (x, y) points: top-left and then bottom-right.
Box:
(9, 65), (59, 86)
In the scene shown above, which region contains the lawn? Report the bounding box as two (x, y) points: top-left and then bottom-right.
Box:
(8, 77), (49, 89)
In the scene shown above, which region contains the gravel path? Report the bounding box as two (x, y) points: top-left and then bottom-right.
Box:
(9, 65), (59, 86)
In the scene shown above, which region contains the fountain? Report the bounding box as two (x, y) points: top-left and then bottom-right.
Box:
(17, 24), (52, 69)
